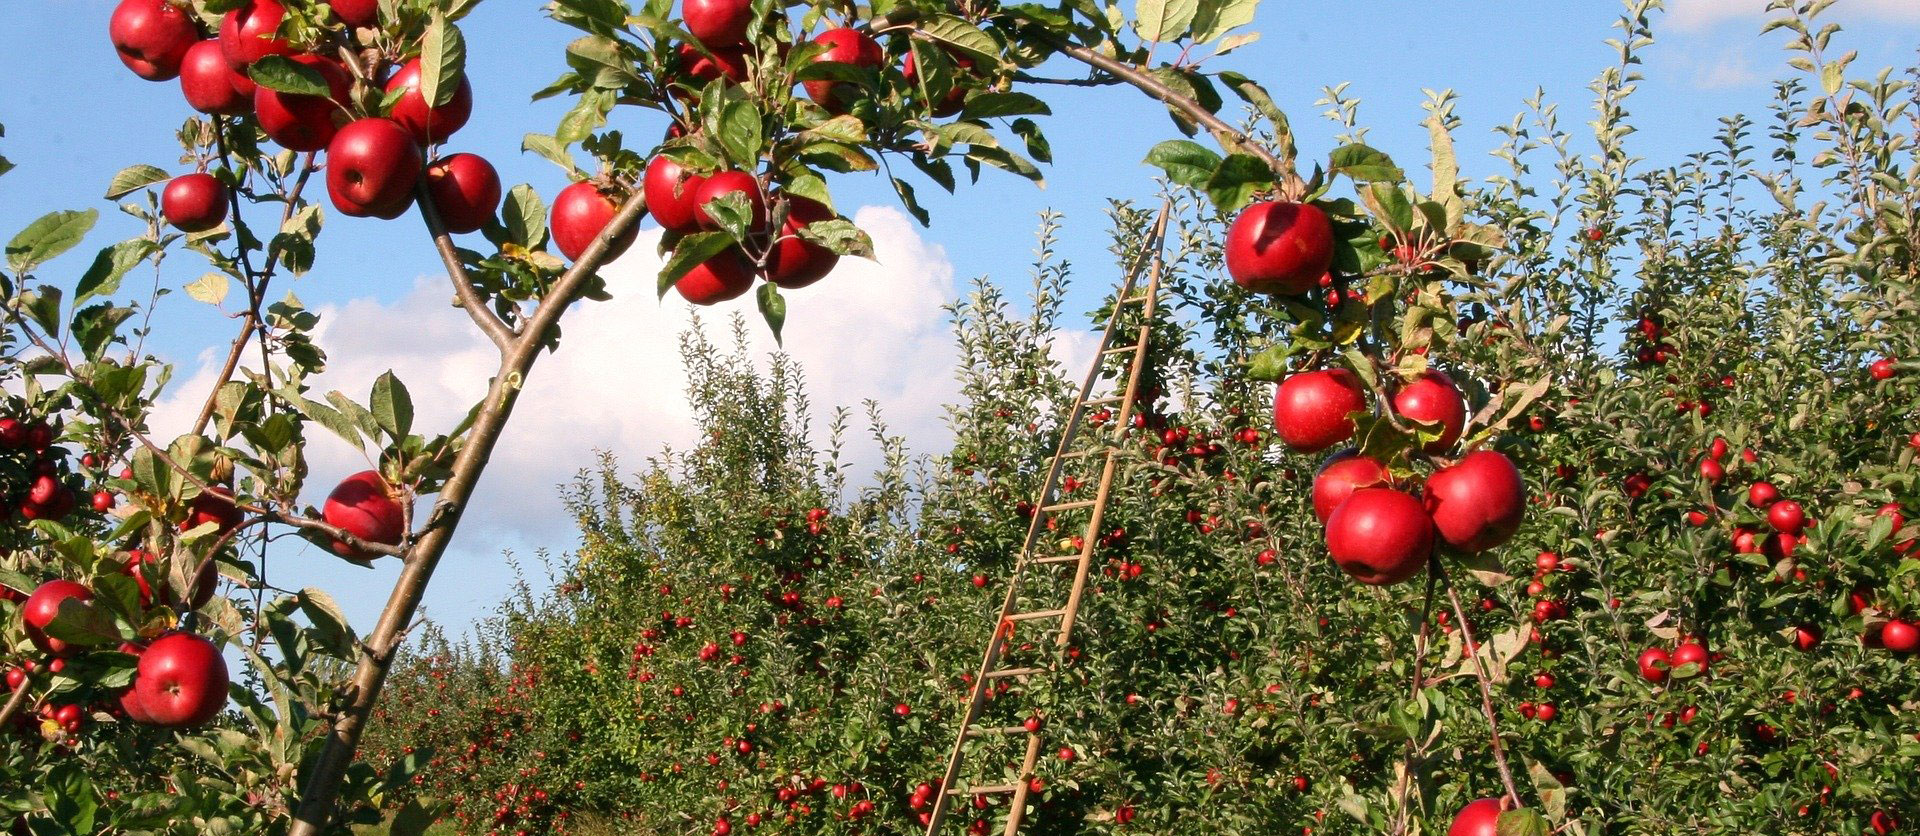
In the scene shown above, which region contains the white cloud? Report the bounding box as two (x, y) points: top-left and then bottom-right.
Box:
(1667, 0), (1920, 31)
(1692, 47), (1763, 89)
(147, 206), (979, 628)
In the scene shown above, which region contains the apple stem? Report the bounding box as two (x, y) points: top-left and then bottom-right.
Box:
(0, 671), (32, 731)
(1440, 565), (1525, 809)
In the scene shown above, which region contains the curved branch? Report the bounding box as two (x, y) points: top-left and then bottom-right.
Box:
(414, 178), (515, 351)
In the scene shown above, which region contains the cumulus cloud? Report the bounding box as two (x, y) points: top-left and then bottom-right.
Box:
(145, 205), (990, 627)
(1666, 0), (1920, 31)
(1692, 47), (1764, 89)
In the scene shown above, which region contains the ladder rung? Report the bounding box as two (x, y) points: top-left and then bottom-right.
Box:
(1100, 343), (1140, 356)
(1040, 499), (1095, 513)
(1006, 608), (1066, 622)
(1030, 554), (1083, 565)
(1119, 293), (1152, 305)
(984, 666), (1048, 680)
(1055, 448), (1099, 460)
(948, 783), (1020, 796)
(965, 725), (1034, 738)
(1084, 394), (1124, 406)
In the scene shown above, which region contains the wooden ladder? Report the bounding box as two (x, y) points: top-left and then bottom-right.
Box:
(922, 203), (1172, 836)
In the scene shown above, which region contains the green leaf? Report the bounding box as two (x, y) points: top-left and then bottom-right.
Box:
(1204, 153), (1273, 214)
(390, 799), (442, 836)
(891, 177), (930, 226)
(915, 15), (1001, 64)
(1329, 144), (1404, 183)
(297, 586), (358, 659)
(328, 391), (383, 441)
(1245, 344), (1293, 380)
(503, 184), (548, 249)
(797, 218), (873, 260)
(42, 597), (124, 647)
(248, 55), (329, 96)
(104, 164), (171, 199)
(21, 286), (63, 338)
(1216, 71), (1294, 158)
(370, 371), (414, 440)
(715, 95), (764, 170)
(1191, 0), (1257, 42)
(421, 12), (468, 111)
(75, 239), (159, 305)
(521, 134), (583, 177)
(185, 272), (231, 305)
(757, 282), (786, 343)
(71, 303), (135, 361)
(288, 394), (367, 453)
(958, 92), (1052, 120)
(657, 232), (736, 298)
(1143, 139), (1221, 188)
(8, 208), (97, 274)
(1495, 809), (1550, 836)
(1134, 0), (1197, 42)
(1362, 182), (1415, 232)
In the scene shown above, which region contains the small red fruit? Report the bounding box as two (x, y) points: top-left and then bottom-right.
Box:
(1273, 369), (1367, 453)
(643, 155), (708, 233)
(802, 28), (884, 113)
(326, 118), (423, 219)
(109, 0), (200, 81)
(1448, 798), (1504, 836)
(1224, 201), (1334, 295)
(179, 39), (255, 115)
(674, 248), (756, 306)
(1425, 450), (1526, 553)
(218, 0), (293, 70)
(385, 58), (475, 145)
(1636, 647), (1670, 683)
(23, 580), (94, 657)
(1324, 488), (1434, 586)
(1766, 500), (1805, 534)
(1747, 481), (1778, 507)
(764, 194), (840, 289)
(322, 471), (406, 558)
(1311, 450), (1388, 524)
(683, 0), (755, 46)
(551, 181), (640, 262)
(425, 153), (502, 234)
(1390, 370), (1466, 452)
(253, 54), (351, 151)
(162, 173), (230, 233)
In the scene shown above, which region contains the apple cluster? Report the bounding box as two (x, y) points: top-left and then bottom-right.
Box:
(1273, 366), (1525, 585)
(0, 416), (83, 525)
(108, 0), (504, 243)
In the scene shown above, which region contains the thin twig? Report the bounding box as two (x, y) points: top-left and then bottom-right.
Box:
(414, 178), (515, 350)
(1441, 566), (1524, 808)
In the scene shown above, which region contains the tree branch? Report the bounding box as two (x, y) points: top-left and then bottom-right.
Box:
(286, 188), (648, 836)
(414, 178), (515, 351)
(1442, 568), (1524, 808)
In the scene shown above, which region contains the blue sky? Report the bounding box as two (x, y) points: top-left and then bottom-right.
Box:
(3, 1), (1918, 634)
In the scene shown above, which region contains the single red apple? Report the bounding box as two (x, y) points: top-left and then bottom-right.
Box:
(327, 118), (422, 219)
(179, 39), (255, 115)
(162, 173), (230, 233)
(322, 470), (406, 558)
(385, 58), (474, 145)
(802, 28), (883, 113)
(1882, 619), (1920, 653)
(1224, 201), (1334, 295)
(23, 580), (94, 657)
(1636, 646), (1670, 682)
(1391, 369), (1466, 452)
(551, 181), (640, 262)
(675, 42), (749, 84)
(110, 0), (200, 82)
(1766, 499), (1805, 534)
(425, 153), (502, 234)
(219, 0), (293, 69)
(1870, 357), (1897, 381)
(1747, 481), (1778, 507)
(902, 49), (974, 117)
(183, 485), (245, 534)
(1698, 456), (1723, 484)
(1670, 641), (1709, 675)
(682, 0), (755, 46)
(1324, 487), (1433, 585)
(1447, 798), (1503, 836)
(645, 155), (708, 233)
(1425, 450), (1526, 553)
(133, 632), (229, 727)
(675, 248), (756, 306)
(1792, 625), (1821, 652)
(330, 0), (380, 28)
(116, 642), (155, 724)
(764, 194), (838, 289)
(1311, 450), (1388, 524)
(1272, 368), (1367, 453)
(253, 54), (351, 151)
(693, 169), (768, 231)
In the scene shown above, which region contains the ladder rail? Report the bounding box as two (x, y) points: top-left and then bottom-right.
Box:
(923, 202), (1173, 836)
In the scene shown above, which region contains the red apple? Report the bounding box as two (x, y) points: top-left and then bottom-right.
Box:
(1636, 646), (1670, 682)
(1708, 437), (1728, 460)
(675, 42), (749, 84)
(1447, 798), (1503, 836)
(1870, 357), (1897, 380)
(693, 169), (768, 232)
(180, 39), (255, 115)
(327, 118), (422, 218)
(322, 470), (406, 558)
(183, 486), (245, 534)
(116, 642), (155, 724)
(683, 0), (755, 46)
(162, 173), (229, 233)
(1272, 368), (1367, 453)
(1792, 625), (1820, 652)
(1883, 619), (1920, 653)
(1391, 369), (1466, 452)
(110, 0), (199, 82)
(1670, 641), (1709, 675)
(125, 549), (218, 610)
(219, 0), (292, 69)
(1425, 450), (1526, 553)
(765, 194), (839, 289)
(644, 155), (708, 233)
(330, 0), (379, 27)
(1697, 456), (1723, 484)
(23, 580), (94, 657)
(133, 632), (229, 728)
(902, 49), (974, 117)
(802, 28), (884, 113)
(1311, 450), (1388, 524)
(1324, 487), (1433, 585)
(675, 248), (756, 306)
(1766, 499), (1805, 534)
(1224, 201), (1334, 295)
(385, 58), (474, 145)
(1747, 481), (1778, 506)
(424, 153), (502, 234)
(551, 181), (640, 262)
(254, 54), (351, 151)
